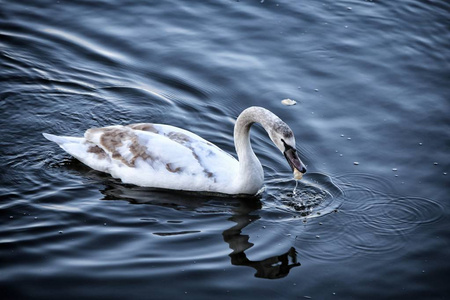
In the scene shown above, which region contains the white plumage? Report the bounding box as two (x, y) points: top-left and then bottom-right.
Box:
(43, 107), (306, 195)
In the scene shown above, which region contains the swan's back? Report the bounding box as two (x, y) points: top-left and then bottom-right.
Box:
(44, 123), (239, 193)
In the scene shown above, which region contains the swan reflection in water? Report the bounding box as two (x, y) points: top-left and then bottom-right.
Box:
(94, 174), (301, 279)
(223, 209), (300, 279)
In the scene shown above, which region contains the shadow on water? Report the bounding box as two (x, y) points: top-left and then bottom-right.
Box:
(66, 159), (302, 279)
(223, 207), (300, 279)
(98, 179), (301, 279)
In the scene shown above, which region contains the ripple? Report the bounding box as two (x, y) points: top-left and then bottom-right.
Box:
(265, 172), (344, 219)
(350, 195), (444, 235)
(309, 172), (448, 259)
(153, 230), (201, 236)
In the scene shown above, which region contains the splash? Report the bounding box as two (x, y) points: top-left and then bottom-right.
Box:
(266, 172), (343, 219)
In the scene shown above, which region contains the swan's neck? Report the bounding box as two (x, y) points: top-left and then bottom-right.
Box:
(233, 107), (280, 194)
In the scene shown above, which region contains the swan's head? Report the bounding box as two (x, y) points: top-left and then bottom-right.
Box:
(268, 122), (307, 180)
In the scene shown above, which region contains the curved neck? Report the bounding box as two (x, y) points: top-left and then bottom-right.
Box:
(233, 107), (280, 194)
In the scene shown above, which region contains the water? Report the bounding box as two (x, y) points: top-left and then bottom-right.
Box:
(1, 0), (449, 298)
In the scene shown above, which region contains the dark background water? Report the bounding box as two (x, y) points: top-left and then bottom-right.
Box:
(1, 0), (449, 299)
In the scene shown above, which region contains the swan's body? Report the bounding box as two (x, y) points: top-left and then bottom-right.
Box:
(43, 107), (306, 195)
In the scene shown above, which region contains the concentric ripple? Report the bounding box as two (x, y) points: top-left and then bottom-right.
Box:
(265, 172), (344, 219)
(308, 172), (448, 259)
(336, 173), (445, 235)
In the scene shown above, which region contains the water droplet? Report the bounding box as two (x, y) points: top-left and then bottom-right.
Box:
(59, 231), (63, 234)
(347, 7), (352, 10)
(347, 137), (352, 140)
(104, 223), (107, 226)
(339, 154), (343, 157)
(354, 162), (359, 165)
(392, 168), (398, 171)
(444, 172), (447, 175)
(319, 222), (323, 225)
(9, 216), (13, 219)
(340, 134), (345, 137)
(316, 235), (320, 239)
(433, 162), (438, 165)
(262, 226), (266, 229)
(419, 143), (423, 146)
(314, 89), (319, 92)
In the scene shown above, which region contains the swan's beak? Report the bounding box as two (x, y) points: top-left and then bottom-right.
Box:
(284, 148), (307, 180)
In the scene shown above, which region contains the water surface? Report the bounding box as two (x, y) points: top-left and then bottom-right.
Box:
(1, 0), (449, 299)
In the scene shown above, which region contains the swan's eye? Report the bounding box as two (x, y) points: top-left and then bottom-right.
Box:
(281, 139), (294, 152)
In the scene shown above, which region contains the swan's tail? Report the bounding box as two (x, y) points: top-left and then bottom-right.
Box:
(43, 132), (99, 165)
(42, 133), (84, 145)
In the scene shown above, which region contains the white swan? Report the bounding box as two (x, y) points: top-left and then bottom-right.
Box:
(43, 106), (306, 195)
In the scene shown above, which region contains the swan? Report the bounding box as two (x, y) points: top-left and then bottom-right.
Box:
(43, 106), (306, 195)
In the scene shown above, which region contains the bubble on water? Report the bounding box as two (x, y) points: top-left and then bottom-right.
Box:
(433, 162), (438, 165)
(354, 162), (359, 165)
(392, 168), (398, 171)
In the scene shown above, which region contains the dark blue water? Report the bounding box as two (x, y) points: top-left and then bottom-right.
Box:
(1, 0), (449, 298)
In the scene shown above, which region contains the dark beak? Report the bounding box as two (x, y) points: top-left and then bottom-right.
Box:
(284, 148), (307, 174)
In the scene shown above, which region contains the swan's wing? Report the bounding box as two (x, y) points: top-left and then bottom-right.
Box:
(82, 124), (238, 190)
(44, 123), (238, 191)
